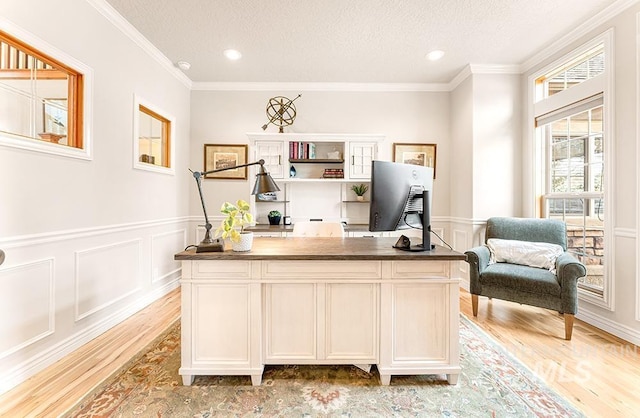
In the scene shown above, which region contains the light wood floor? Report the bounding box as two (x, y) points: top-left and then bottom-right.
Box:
(1, 287), (639, 417)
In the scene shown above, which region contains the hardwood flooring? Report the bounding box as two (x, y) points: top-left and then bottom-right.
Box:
(460, 291), (640, 417)
(1, 287), (638, 417)
(0, 288), (181, 418)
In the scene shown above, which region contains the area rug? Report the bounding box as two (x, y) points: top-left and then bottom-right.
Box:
(65, 316), (584, 417)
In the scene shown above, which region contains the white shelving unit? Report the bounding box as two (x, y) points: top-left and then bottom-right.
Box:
(248, 133), (383, 225)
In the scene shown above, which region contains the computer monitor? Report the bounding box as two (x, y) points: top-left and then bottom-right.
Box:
(368, 160), (434, 251)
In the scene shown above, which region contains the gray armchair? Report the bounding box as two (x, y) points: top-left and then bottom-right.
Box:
(465, 217), (586, 340)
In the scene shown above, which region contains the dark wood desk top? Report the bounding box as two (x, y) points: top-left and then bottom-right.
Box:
(175, 237), (466, 261)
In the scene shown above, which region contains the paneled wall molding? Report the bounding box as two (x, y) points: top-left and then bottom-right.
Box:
(74, 239), (143, 321)
(0, 217), (188, 395)
(614, 227), (636, 238)
(151, 229), (188, 283)
(0, 279), (179, 396)
(0, 258), (55, 361)
(0, 216), (190, 249)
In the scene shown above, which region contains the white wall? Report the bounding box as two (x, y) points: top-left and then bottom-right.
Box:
(0, 0), (191, 393)
(450, 77), (474, 220)
(472, 74), (522, 219)
(189, 90), (452, 223)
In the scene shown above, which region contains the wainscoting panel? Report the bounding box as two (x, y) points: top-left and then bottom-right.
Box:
(0, 258), (54, 360)
(151, 229), (187, 283)
(75, 239), (142, 321)
(0, 217), (188, 396)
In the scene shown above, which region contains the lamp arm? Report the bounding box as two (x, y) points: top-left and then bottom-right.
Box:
(190, 159), (267, 245)
(191, 170), (210, 229)
(199, 159), (265, 177)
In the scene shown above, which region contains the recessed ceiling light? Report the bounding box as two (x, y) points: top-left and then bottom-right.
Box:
(177, 61), (191, 70)
(223, 49), (242, 60)
(426, 50), (445, 61)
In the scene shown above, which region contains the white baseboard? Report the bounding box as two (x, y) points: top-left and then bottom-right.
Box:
(0, 279), (180, 395)
(576, 308), (640, 347)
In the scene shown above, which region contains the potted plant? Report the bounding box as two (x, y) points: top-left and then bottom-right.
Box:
(350, 183), (369, 201)
(215, 199), (254, 251)
(268, 210), (282, 225)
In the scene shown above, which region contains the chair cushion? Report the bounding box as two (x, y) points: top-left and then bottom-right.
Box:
(480, 263), (562, 297)
(487, 238), (563, 273)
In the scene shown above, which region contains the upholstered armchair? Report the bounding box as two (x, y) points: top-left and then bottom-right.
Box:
(465, 217), (586, 340)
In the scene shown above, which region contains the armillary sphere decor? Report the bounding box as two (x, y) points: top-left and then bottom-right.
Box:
(262, 94), (301, 133)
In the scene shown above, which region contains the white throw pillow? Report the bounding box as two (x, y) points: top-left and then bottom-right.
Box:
(487, 238), (563, 273)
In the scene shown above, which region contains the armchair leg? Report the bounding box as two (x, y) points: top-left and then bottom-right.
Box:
(564, 314), (574, 340)
(472, 294), (478, 317)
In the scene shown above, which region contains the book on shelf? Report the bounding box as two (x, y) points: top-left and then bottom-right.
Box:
(322, 168), (344, 179)
(289, 141), (316, 159)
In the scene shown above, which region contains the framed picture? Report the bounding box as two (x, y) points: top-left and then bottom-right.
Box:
(392, 143), (437, 178)
(42, 98), (67, 135)
(203, 144), (248, 179)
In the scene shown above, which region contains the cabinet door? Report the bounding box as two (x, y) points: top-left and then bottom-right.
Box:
(264, 283), (317, 360)
(324, 283), (378, 361)
(191, 282), (260, 367)
(380, 282), (451, 366)
(349, 142), (376, 179)
(255, 141), (285, 178)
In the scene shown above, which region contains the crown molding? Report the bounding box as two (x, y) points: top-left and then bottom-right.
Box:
(447, 64), (521, 90)
(191, 81), (450, 92)
(520, 0), (640, 74)
(86, 0), (192, 90)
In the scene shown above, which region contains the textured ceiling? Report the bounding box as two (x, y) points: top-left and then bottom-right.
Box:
(104, 0), (618, 84)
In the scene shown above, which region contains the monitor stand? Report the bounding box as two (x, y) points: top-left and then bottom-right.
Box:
(393, 191), (433, 252)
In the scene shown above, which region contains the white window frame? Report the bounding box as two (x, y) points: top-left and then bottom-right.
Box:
(132, 94), (175, 175)
(528, 29), (614, 310)
(0, 18), (93, 161)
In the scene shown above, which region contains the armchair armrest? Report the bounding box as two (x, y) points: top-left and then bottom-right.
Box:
(465, 245), (490, 295)
(465, 245), (490, 272)
(556, 252), (587, 284)
(556, 252), (587, 315)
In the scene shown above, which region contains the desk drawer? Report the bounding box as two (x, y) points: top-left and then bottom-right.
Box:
(191, 260), (253, 279)
(390, 261), (449, 279)
(262, 260), (381, 280)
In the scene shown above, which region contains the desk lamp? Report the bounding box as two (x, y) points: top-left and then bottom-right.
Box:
(191, 159), (280, 252)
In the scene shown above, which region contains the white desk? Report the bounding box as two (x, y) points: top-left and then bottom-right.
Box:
(175, 237), (466, 385)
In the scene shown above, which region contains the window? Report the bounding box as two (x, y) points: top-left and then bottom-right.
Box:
(133, 96), (174, 174)
(0, 29), (88, 158)
(540, 99), (604, 294)
(531, 33), (612, 307)
(536, 44), (604, 99)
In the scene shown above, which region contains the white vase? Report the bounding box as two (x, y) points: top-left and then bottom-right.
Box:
(231, 232), (254, 252)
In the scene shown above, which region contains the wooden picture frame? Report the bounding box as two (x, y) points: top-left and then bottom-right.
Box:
(203, 144), (248, 179)
(392, 143), (437, 178)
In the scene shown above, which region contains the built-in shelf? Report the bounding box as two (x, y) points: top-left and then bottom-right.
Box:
(343, 200), (370, 203)
(255, 200), (290, 203)
(289, 159), (344, 164)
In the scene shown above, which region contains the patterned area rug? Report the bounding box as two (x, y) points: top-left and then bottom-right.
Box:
(65, 316), (583, 417)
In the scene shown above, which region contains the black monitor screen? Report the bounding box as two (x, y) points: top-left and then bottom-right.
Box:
(368, 160), (434, 251)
